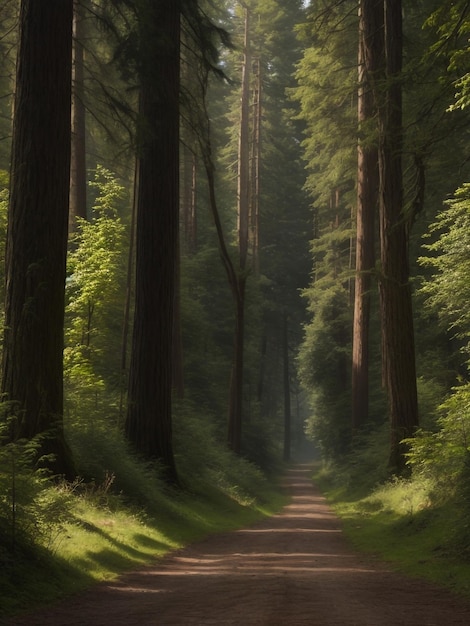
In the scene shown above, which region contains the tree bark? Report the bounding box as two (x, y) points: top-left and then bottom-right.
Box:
(125, 1), (180, 484)
(69, 0), (87, 234)
(172, 217), (185, 399)
(283, 312), (291, 463)
(351, 0), (382, 432)
(227, 277), (246, 454)
(182, 145), (198, 253)
(237, 5), (251, 271)
(377, 0), (419, 473)
(225, 2), (252, 454)
(201, 140), (246, 455)
(119, 160), (137, 424)
(2, 0), (75, 478)
(251, 57), (261, 275)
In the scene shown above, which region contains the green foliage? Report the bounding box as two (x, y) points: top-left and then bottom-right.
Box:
(316, 458), (470, 597)
(424, 0), (470, 112)
(174, 399), (272, 504)
(66, 388), (273, 518)
(406, 384), (470, 495)
(0, 1), (16, 171)
(291, 2), (358, 463)
(347, 423), (391, 492)
(0, 421), (284, 617)
(65, 166), (127, 418)
(0, 169), (9, 189)
(179, 246), (233, 413)
(416, 375), (448, 429)
(299, 284), (352, 458)
(67, 413), (169, 511)
(291, 2), (357, 210)
(409, 180), (470, 556)
(0, 419), (73, 562)
(419, 183), (470, 362)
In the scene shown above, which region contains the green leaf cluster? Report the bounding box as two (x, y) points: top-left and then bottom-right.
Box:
(419, 183), (470, 361)
(424, 0), (470, 111)
(406, 384), (470, 498)
(65, 166), (127, 412)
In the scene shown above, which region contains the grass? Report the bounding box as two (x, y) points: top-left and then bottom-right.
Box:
(0, 402), (292, 619)
(314, 465), (470, 598)
(0, 468), (287, 619)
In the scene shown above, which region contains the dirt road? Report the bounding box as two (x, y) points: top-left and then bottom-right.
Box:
(6, 466), (470, 625)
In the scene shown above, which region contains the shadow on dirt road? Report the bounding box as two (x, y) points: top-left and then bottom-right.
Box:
(7, 466), (470, 625)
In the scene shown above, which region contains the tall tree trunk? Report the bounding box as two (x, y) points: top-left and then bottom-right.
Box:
(172, 219), (185, 399)
(238, 4), (251, 271)
(227, 278), (246, 454)
(377, 0), (419, 473)
(69, 0), (87, 234)
(181, 144), (198, 253)
(190, 153), (197, 249)
(172, 141), (192, 395)
(125, 1), (180, 484)
(351, 0), (381, 432)
(2, 0), (75, 478)
(119, 159), (137, 424)
(200, 136), (246, 454)
(251, 57), (261, 275)
(283, 312), (291, 463)
(225, 3), (252, 454)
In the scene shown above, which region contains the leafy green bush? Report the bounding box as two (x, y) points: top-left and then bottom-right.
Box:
(65, 165), (127, 410)
(406, 383), (470, 500)
(419, 183), (470, 363)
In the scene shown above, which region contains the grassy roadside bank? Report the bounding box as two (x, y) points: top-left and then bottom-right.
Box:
(1, 470), (287, 619)
(313, 465), (470, 599)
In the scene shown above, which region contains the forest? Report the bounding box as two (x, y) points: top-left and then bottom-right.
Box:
(1, 0), (470, 616)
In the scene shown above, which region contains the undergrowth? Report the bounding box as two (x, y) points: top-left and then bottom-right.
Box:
(0, 404), (287, 619)
(314, 417), (470, 599)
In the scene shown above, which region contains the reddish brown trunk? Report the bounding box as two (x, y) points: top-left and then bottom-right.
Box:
(250, 57), (261, 275)
(69, 0), (87, 233)
(237, 5), (250, 270)
(351, 0), (382, 432)
(283, 312), (291, 463)
(377, 0), (419, 472)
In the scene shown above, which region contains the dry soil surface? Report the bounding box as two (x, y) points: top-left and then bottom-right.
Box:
(6, 465), (470, 625)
